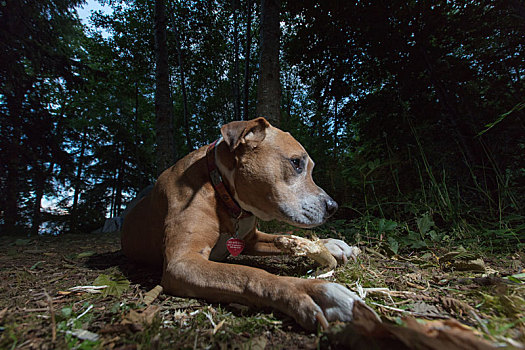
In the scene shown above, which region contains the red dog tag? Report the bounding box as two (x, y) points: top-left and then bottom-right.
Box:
(226, 238), (245, 256)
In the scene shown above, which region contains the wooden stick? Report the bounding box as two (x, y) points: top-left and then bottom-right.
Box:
(44, 290), (56, 342)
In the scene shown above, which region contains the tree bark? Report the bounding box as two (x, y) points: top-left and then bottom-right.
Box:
(154, 0), (176, 174)
(243, 0), (253, 120)
(256, 0), (281, 126)
(333, 98), (339, 150)
(168, 10), (193, 151)
(3, 91), (24, 234)
(71, 128), (87, 232)
(113, 146), (123, 217)
(232, 0), (241, 120)
(31, 162), (54, 236)
(31, 176), (44, 236)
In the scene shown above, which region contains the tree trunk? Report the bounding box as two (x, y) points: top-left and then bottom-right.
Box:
(31, 162), (54, 236)
(4, 145), (20, 234)
(256, 0), (281, 126)
(243, 0), (253, 120)
(113, 147), (123, 217)
(71, 128), (87, 232)
(333, 98), (339, 151)
(3, 91), (24, 234)
(232, 0), (241, 120)
(134, 81), (139, 141)
(114, 173), (123, 217)
(168, 10), (193, 151)
(179, 51), (192, 151)
(31, 181), (44, 236)
(154, 0), (176, 174)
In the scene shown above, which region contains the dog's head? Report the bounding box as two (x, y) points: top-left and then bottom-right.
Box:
(217, 117), (337, 228)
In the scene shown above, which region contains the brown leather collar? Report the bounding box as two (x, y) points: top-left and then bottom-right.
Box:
(206, 139), (252, 219)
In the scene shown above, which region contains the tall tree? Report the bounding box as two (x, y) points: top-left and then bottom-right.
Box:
(256, 0), (281, 126)
(168, 7), (193, 151)
(0, 0), (83, 234)
(285, 0), (524, 218)
(243, 0), (253, 120)
(232, 0), (241, 121)
(154, 0), (176, 174)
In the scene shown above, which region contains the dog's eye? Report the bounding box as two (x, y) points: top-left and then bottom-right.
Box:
(290, 158), (304, 174)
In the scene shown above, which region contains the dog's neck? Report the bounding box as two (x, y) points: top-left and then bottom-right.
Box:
(214, 139), (236, 196)
(207, 139), (251, 219)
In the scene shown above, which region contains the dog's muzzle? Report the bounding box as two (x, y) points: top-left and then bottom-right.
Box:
(324, 196), (338, 219)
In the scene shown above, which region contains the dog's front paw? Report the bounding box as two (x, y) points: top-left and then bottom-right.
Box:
(321, 238), (361, 264)
(296, 281), (379, 330)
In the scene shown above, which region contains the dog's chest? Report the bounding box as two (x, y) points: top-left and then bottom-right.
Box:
(209, 216), (256, 261)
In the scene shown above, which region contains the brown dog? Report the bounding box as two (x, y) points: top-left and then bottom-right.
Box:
(122, 117), (374, 330)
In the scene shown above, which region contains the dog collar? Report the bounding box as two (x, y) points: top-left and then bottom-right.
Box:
(206, 138), (252, 220)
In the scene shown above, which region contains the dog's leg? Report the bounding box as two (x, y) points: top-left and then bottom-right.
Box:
(243, 230), (360, 264)
(242, 229), (287, 255)
(161, 250), (377, 330)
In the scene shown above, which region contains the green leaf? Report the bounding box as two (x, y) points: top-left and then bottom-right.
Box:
(506, 276), (522, 284)
(384, 220), (398, 232)
(428, 230), (440, 241)
(388, 237), (399, 254)
(378, 218), (397, 233)
(93, 274), (130, 297)
(417, 213), (434, 235)
(410, 240), (427, 249)
(76, 251), (95, 259)
(14, 239), (31, 246)
(505, 273), (525, 284)
(61, 306), (72, 319)
(511, 273), (525, 280)
(477, 101), (525, 136)
(406, 231), (420, 241)
(30, 261), (44, 270)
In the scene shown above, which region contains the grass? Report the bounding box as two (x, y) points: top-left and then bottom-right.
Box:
(0, 227), (523, 349)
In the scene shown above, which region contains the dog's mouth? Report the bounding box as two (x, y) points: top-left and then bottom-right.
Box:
(278, 203), (326, 228)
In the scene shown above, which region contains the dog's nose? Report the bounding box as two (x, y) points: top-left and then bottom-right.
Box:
(325, 197), (338, 217)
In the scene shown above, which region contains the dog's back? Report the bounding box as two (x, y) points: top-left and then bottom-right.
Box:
(121, 146), (210, 267)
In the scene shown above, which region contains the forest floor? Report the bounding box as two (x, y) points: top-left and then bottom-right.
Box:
(0, 231), (523, 349)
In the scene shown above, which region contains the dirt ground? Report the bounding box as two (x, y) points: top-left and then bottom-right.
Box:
(0, 232), (523, 349)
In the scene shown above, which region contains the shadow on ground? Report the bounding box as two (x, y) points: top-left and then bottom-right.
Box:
(86, 250), (161, 291)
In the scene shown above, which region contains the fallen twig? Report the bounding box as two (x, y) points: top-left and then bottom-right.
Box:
(370, 301), (450, 319)
(44, 290), (56, 342)
(469, 309), (490, 335)
(68, 285), (108, 293)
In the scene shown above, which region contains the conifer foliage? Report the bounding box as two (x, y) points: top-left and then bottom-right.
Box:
(0, 0), (523, 238)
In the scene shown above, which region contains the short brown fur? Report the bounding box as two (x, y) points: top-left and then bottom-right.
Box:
(121, 117), (369, 330)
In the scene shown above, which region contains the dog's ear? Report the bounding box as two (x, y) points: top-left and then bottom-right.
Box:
(220, 117), (270, 152)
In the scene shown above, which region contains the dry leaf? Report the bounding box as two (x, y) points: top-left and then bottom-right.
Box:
(324, 316), (496, 350)
(441, 297), (475, 315)
(122, 305), (159, 326)
(213, 319), (225, 334)
(0, 307), (8, 321)
(451, 258), (486, 272)
(411, 301), (442, 317)
(143, 285), (163, 306)
(67, 329), (99, 342)
(99, 324), (134, 334)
